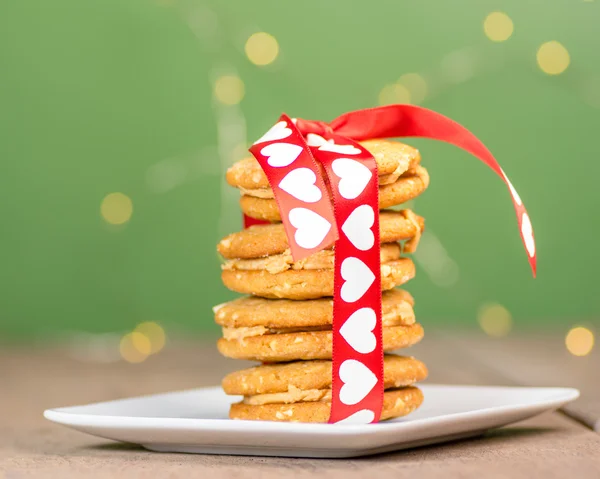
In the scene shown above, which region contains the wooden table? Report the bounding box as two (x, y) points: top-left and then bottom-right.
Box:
(2, 332), (599, 478)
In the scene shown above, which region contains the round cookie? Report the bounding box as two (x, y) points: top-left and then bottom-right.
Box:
(239, 166), (430, 222)
(217, 209), (424, 260)
(223, 355), (428, 396)
(226, 139), (421, 190)
(379, 166), (430, 209)
(214, 288), (415, 329)
(217, 323), (424, 362)
(229, 386), (423, 422)
(221, 257), (415, 300)
(238, 165), (421, 197)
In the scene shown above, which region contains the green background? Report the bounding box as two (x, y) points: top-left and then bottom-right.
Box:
(1, 0), (598, 339)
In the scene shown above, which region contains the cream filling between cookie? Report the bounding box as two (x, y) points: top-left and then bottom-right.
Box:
(401, 209), (422, 254)
(242, 386), (333, 405)
(242, 386), (415, 406)
(222, 243), (401, 275)
(221, 304), (414, 340)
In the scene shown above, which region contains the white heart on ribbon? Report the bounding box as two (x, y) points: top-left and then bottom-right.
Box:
(339, 359), (378, 406)
(260, 143), (303, 168)
(305, 134), (362, 155)
(278, 168), (322, 203)
(288, 207), (332, 250)
(332, 159), (373, 200)
(340, 308), (377, 354)
(342, 205), (375, 251)
(340, 257), (375, 303)
(306, 133), (328, 147)
(521, 213), (535, 257)
(501, 169), (523, 206)
(336, 409), (375, 425)
(319, 141), (361, 156)
(254, 121), (292, 144)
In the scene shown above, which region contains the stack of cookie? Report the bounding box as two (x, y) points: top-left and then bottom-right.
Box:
(214, 140), (429, 422)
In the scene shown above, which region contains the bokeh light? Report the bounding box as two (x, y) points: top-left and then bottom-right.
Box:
(537, 41), (570, 75)
(378, 83), (411, 105)
(483, 12), (514, 42)
(478, 303), (513, 337)
(100, 192), (133, 225)
(399, 73), (428, 104)
(146, 158), (187, 194)
(245, 32), (279, 66)
(119, 332), (151, 363)
(441, 48), (476, 84)
(214, 75), (245, 105)
(583, 76), (600, 109)
(66, 332), (121, 363)
(413, 231), (460, 287)
(135, 321), (166, 354)
(231, 143), (249, 162)
(565, 327), (594, 356)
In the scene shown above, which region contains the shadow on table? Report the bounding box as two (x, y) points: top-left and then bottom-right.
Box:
(369, 426), (558, 462)
(81, 426), (559, 464)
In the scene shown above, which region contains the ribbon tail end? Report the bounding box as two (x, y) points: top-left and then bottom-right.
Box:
(530, 256), (537, 278)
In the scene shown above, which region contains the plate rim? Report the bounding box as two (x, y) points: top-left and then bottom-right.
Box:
(43, 383), (580, 436)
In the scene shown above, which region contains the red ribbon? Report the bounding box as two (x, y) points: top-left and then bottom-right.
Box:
(247, 105), (536, 424)
(308, 131), (384, 424)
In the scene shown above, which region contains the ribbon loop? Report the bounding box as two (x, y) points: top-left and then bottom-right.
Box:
(251, 105), (536, 276)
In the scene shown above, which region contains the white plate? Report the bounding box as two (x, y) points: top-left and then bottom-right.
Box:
(44, 384), (579, 458)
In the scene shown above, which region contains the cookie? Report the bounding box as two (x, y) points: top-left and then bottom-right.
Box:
(217, 209), (424, 260)
(221, 257), (415, 300)
(226, 140), (421, 191)
(225, 355), (426, 423)
(379, 166), (430, 209)
(217, 322), (424, 362)
(218, 289), (415, 344)
(238, 167), (420, 198)
(239, 166), (430, 222)
(223, 354), (427, 396)
(214, 288), (415, 330)
(229, 386), (423, 422)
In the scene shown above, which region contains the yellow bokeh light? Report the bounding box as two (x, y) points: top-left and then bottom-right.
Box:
(483, 12), (514, 42)
(214, 75), (245, 105)
(245, 32), (279, 66)
(101, 192), (133, 225)
(399, 73), (428, 104)
(565, 327), (594, 356)
(477, 303), (512, 337)
(537, 41), (570, 75)
(583, 76), (600, 109)
(231, 143), (249, 161)
(120, 332), (151, 363)
(378, 83), (411, 106)
(135, 321), (166, 354)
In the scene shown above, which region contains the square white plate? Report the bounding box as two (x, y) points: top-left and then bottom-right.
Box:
(44, 384), (579, 458)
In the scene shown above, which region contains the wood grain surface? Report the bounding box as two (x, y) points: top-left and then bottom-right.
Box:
(1, 332), (599, 478)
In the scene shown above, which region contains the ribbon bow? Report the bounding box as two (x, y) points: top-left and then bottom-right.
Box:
(248, 104), (536, 425)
